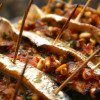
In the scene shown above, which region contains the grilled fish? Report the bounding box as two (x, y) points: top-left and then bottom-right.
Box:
(43, 14), (100, 43)
(0, 54), (70, 100)
(0, 17), (97, 71)
(17, 4), (100, 43)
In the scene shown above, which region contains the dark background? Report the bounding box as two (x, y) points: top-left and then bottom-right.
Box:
(0, 0), (100, 20)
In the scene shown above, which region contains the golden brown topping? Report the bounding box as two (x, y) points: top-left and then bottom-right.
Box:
(79, 32), (91, 39)
(37, 58), (45, 70)
(56, 2), (63, 8)
(56, 64), (68, 73)
(90, 38), (96, 45)
(45, 56), (60, 68)
(84, 11), (92, 18)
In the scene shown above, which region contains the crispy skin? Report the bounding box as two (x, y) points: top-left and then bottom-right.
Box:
(14, 30), (97, 70)
(0, 54), (69, 100)
(0, 17), (97, 71)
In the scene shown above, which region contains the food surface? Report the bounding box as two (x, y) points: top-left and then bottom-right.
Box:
(0, 54), (69, 100)
(0, 0), (100, 100)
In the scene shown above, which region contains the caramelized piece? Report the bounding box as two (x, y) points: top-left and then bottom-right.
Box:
(37, 58), (45, 70)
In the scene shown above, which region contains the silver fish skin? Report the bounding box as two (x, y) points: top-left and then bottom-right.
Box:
(0, 54), (70, 100)
(15, 30), (97, 70)
(0, 17), (99, 73)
